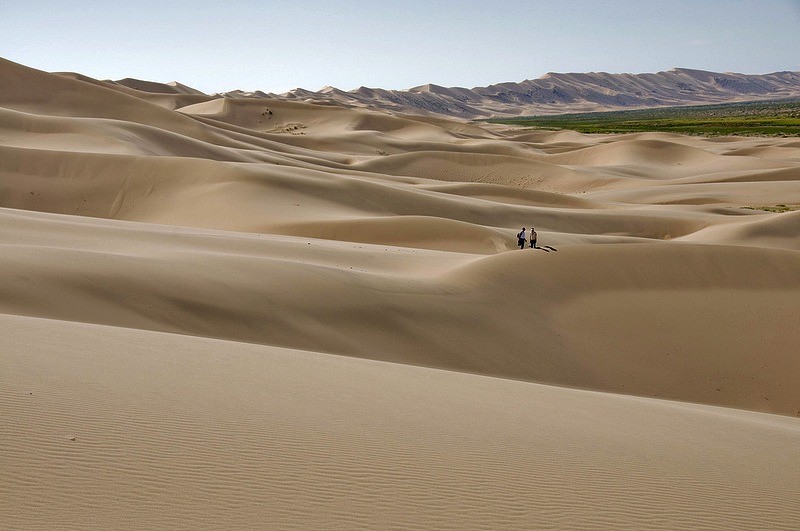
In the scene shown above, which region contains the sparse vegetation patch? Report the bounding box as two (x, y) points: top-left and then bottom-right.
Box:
(742, 204), (799, 213)
(486, 99), (800, 136)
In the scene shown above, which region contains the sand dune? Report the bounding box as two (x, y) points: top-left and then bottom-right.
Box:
(3, 314), (799, 529)
(682, 209), (800, 250)
(2, 57), (799, 528)
(5, 212), (793, 414)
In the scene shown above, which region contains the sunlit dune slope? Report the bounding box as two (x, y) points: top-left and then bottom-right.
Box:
(3, 314), (799, 529)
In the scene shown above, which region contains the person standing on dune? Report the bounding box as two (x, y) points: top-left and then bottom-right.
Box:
(517, 227), (526, 249)
(530, 227), (537, 249)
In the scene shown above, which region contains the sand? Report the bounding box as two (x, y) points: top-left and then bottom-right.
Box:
(1, 57), (799, 529)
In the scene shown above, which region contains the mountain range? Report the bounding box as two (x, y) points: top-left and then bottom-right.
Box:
(105, 68), (800, 119)
(277, 69), (800, 118)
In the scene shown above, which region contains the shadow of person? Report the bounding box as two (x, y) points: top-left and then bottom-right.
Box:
(539, 245), (557, 252)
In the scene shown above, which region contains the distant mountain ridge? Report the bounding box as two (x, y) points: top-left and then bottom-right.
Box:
(267, 68), (800, 119)
(98, 68), (800, 120)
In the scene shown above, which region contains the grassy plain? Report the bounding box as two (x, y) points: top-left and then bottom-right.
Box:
(487, 99), (800, 136)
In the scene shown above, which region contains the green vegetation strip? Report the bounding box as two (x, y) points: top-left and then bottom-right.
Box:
(486, 99), (800, 136)
(742, 204), (799, 213)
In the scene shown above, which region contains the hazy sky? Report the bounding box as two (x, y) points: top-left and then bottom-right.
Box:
(3, 0), (799, 93)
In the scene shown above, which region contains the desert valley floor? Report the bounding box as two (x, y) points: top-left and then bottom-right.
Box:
(1, 58), (799, 529)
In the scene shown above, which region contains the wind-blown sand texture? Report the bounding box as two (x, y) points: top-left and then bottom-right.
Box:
(1, 57), (799, 529)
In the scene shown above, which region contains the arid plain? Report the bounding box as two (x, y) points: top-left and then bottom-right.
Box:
(1, 57), (799, 529)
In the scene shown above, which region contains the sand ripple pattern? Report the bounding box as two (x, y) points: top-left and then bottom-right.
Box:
(2, 315), (800, 529)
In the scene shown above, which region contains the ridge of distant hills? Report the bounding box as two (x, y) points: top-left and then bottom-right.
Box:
(105, 68), (800, 119)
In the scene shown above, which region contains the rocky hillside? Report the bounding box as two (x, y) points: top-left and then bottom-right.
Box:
(93, 68), (800, 120)
(272, 68), (800, 118)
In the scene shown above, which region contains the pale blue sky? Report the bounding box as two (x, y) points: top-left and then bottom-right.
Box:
(2, 0), (799, 93)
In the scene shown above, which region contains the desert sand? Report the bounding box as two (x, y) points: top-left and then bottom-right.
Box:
(1, 57), (799, 529)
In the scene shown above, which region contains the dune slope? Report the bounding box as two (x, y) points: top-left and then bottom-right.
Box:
(3, 314), (800, 529)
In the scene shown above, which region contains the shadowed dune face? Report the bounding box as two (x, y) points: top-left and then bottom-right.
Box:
(2, 58), (800, 528)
